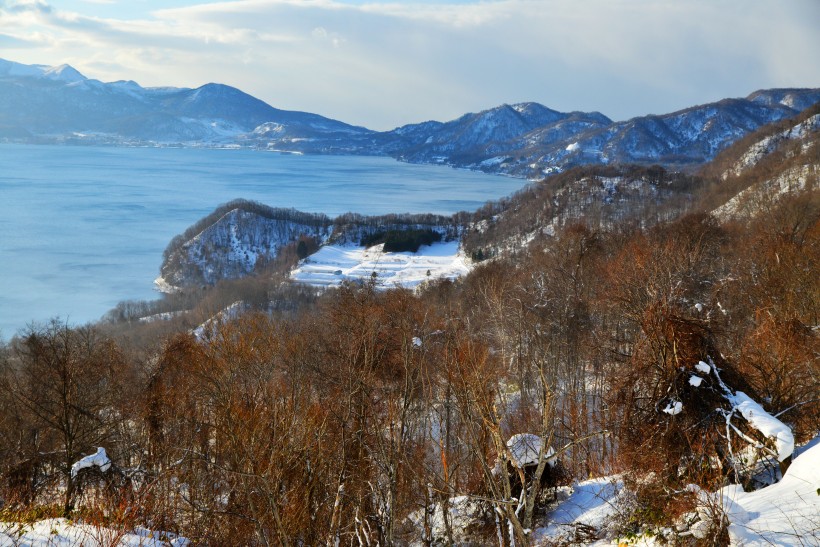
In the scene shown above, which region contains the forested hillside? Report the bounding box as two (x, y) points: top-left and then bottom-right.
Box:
(0, 106), (818, 545)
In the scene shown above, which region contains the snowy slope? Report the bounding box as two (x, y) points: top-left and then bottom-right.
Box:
(724, 113), (820, 178)
(530, 436), (820, 545)
(712, 112), (819, 220)
(720, 436), (820, 546)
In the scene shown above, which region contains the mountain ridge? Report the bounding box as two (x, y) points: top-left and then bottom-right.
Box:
(1, 58), (818, 178)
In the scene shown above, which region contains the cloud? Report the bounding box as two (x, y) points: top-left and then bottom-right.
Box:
(2, 0), (819, 129)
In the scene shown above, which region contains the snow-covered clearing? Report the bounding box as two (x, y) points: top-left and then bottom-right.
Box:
(290, 241), (471, 289)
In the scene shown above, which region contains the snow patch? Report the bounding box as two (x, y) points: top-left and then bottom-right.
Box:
(0, 518), (189, 546)
(192, 301), (246, 340)
(688, 436), (820, 545)
(535, 477), (626, 544)
(662, 400), (683, 415)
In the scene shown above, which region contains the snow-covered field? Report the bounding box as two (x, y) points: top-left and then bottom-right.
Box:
(290, 241), (472, 289)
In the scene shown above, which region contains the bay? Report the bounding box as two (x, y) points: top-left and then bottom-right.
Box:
(0, 144), (525, 338)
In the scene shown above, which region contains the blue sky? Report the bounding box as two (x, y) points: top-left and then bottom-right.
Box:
(2, 0), (819, 130)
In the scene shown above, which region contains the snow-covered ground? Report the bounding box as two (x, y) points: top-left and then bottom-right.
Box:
(724, 113), (820, 179)
(535, 477), (629, 545)
(719, 435), (820, 546)
(0, 519), (188, 546)
(290, 241), (472, 289)
(532, 435), (820, 546)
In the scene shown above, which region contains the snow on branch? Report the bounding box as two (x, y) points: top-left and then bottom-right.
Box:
(728, 391), (794, 462)
(705, 358), (794, 462)
(70, 447), (112, 478)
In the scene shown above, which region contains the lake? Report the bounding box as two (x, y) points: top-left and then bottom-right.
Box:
(0, 144), (526, 338)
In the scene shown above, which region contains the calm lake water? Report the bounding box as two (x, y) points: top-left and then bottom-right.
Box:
(0, 144), (525, 338)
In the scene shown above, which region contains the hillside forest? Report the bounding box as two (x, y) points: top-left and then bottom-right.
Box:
(0, 106), (818, 545)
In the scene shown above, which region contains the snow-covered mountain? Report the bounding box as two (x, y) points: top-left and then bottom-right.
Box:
(388, 91), (820, 178)
(0, 59), (370, 144)
(2, 58), (818, 178)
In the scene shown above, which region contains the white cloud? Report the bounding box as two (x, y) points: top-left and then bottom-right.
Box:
(1, 0), (819, 129)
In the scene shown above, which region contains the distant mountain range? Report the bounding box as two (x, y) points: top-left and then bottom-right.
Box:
(2, 58), (819, 178)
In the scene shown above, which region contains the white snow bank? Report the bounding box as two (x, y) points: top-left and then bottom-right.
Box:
(688, 375), (703, 387)
(506, 433), (555, 468)
(729, 391), (794, 462)
(720, 436), (820, 545)
(291, 241), (471, 289)
(566, 142), (580, 152)
(70, 447), (111, 478)
(695, 361), (711, 374)
(0, 518), (189, 546)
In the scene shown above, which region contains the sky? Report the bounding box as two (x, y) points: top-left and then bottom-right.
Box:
(1, 0), (819, 130)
